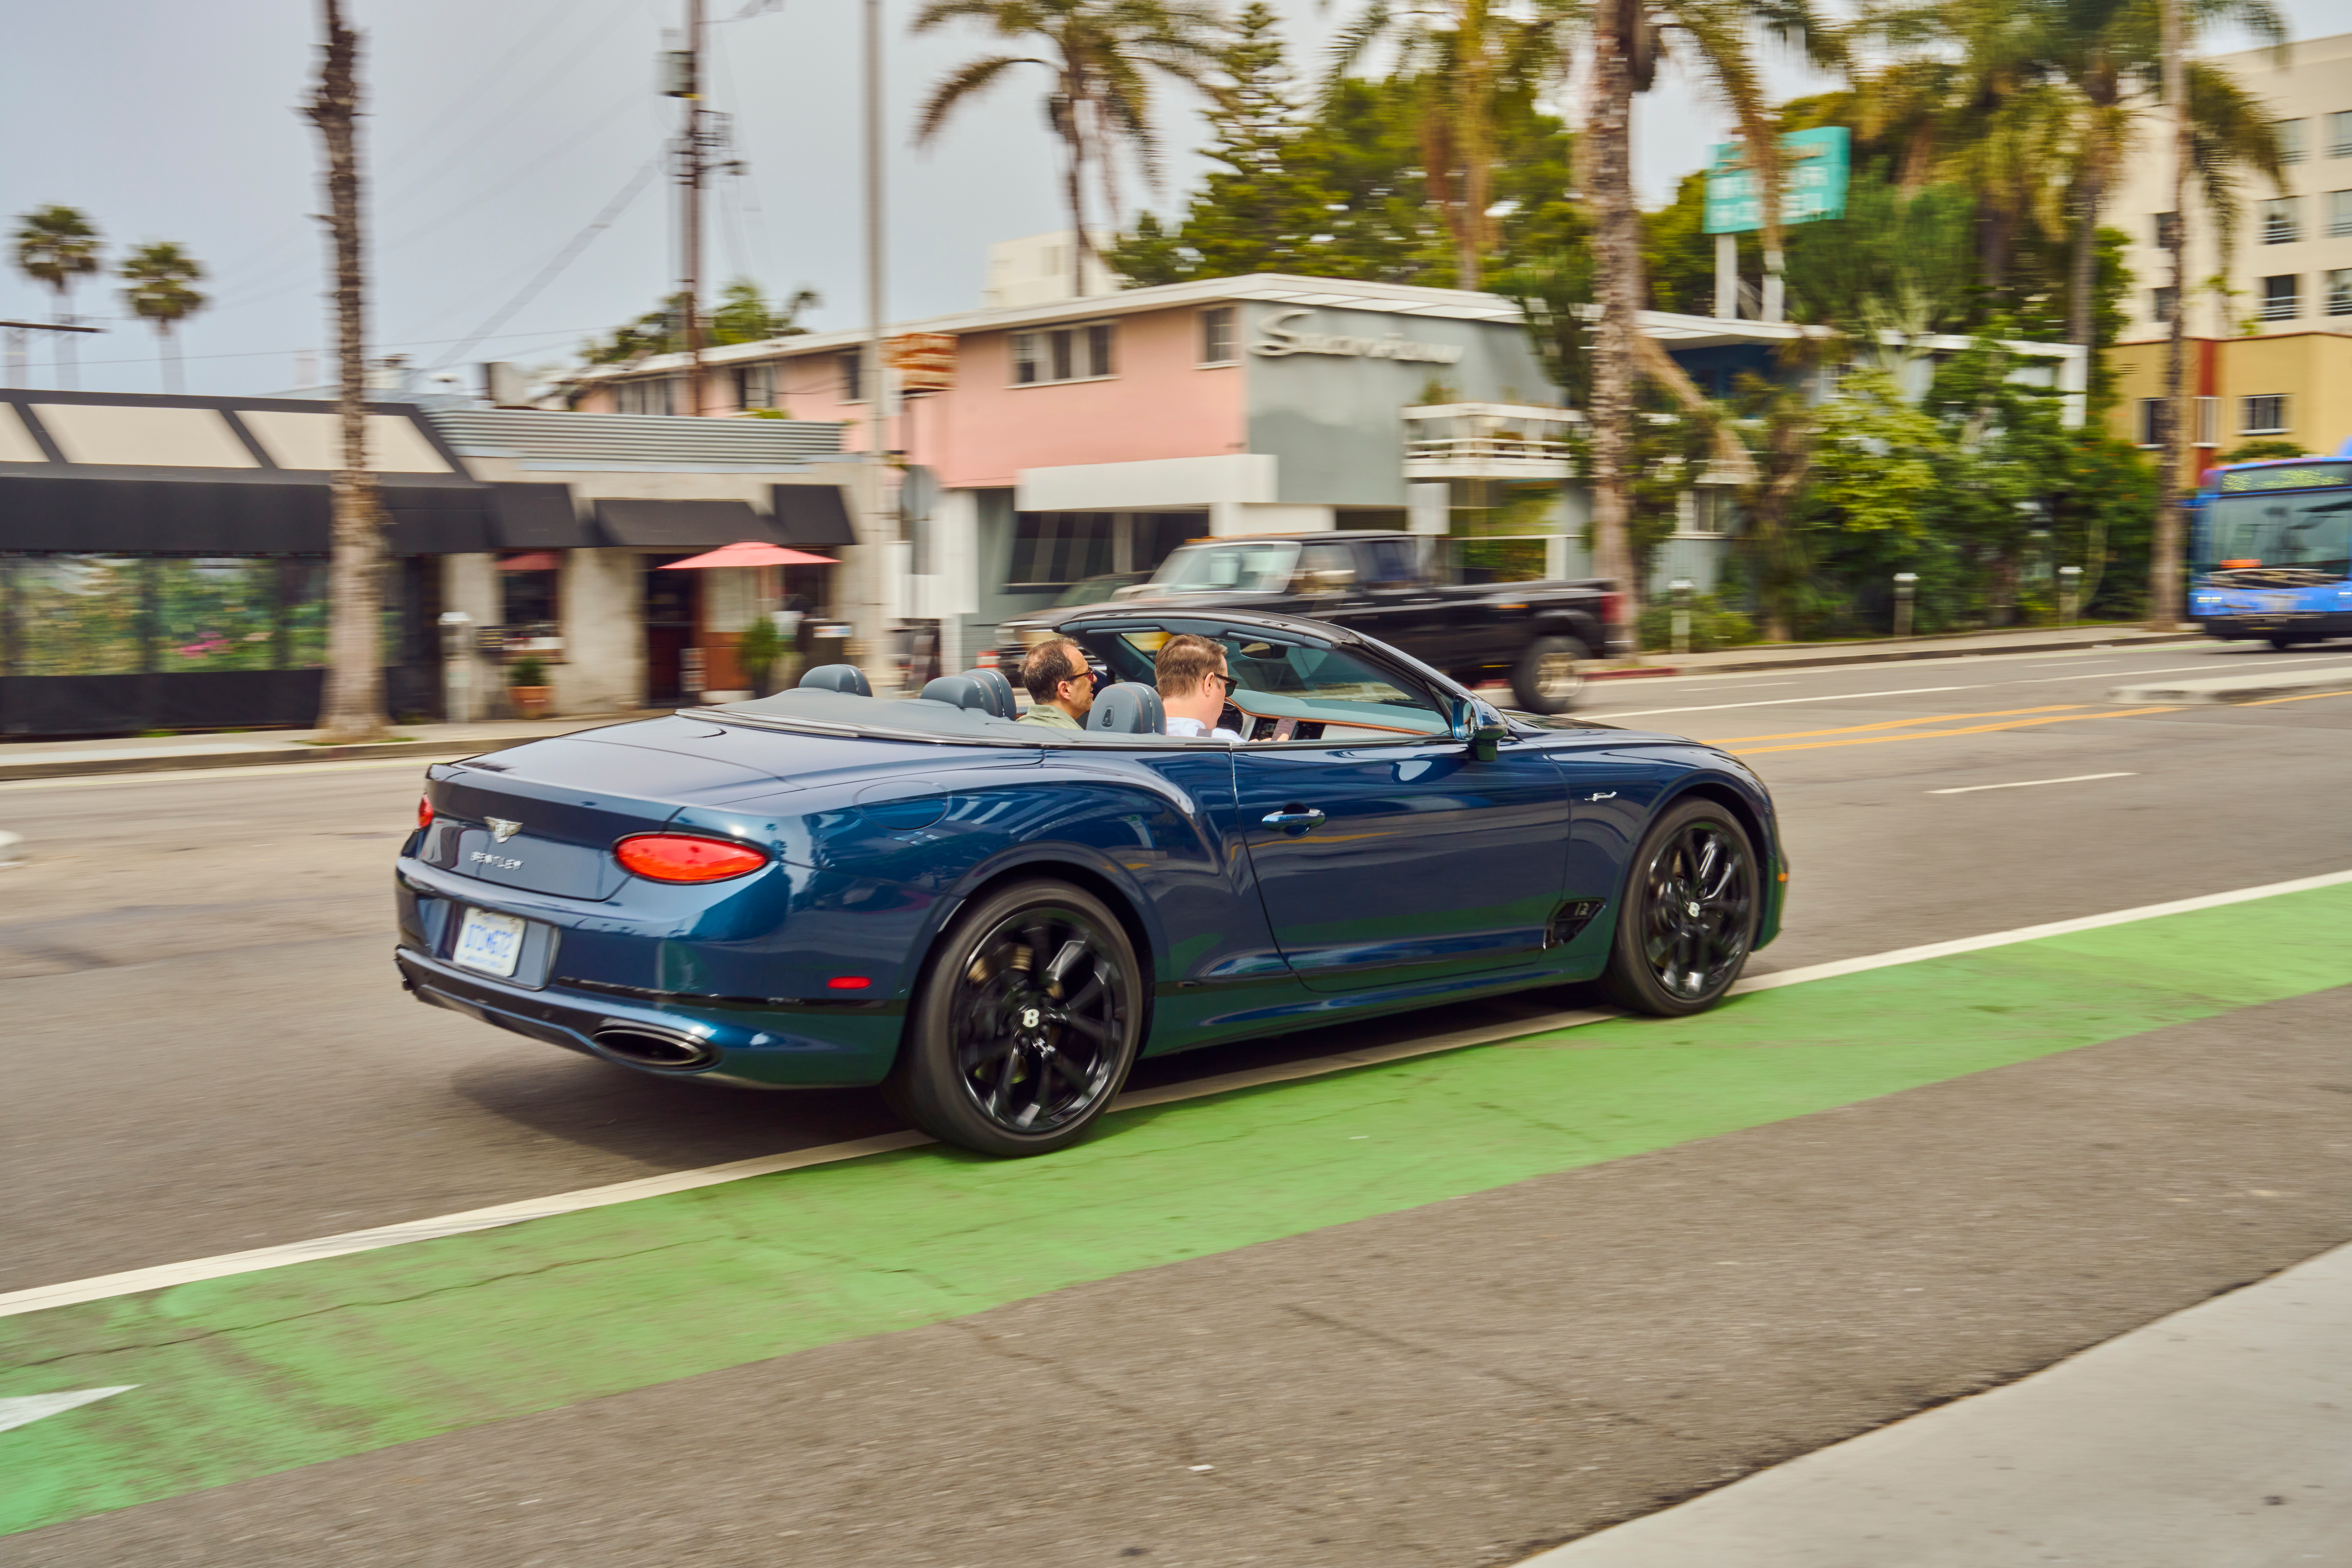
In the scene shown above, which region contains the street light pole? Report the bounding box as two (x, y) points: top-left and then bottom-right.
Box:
(682, 0), (707, 416)
(860, 0), (899, 690)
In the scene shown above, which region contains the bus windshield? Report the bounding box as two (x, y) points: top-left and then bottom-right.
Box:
(2197, 492), (2352, 582)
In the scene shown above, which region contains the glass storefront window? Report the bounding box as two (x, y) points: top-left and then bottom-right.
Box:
(155, 558), (278, 671)
(6, 555), (148, 676)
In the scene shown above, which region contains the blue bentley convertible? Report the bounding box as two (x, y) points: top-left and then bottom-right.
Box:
(397, 608), (1784, 1155)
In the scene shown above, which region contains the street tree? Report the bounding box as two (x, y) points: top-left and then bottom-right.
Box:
(305, 0), (388, 744)
(117, 241), (209, 394)
(1582, 0), (1832, 658)
(913, 0), (1222, 299)
(11, 204), (104, 387)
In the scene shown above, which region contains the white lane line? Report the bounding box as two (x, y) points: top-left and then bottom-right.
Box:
(1928, 772), (2138, 796)
(2010, 659), (2308, 685)
(7, 866), (2349, 1321)
(1737, 869), (2352, 993)
(0, 759), (433, 792)
(1600, 685), (1983, 720)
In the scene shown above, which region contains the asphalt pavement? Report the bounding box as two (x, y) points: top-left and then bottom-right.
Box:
(4, 635), (2351, 1563)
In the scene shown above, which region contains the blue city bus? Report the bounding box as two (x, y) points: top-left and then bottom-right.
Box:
(2188, 440), (2352, 650)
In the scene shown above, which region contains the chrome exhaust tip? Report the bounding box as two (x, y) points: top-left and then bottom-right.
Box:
(592, 1022), (719, 1070)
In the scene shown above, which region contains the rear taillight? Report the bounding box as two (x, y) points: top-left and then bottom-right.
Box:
(417, 796), (434, 831)
(614, 834), (769, 884)
(1600, 592), (1625, 630)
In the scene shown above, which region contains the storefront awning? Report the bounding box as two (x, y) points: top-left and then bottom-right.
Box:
(383, 486), (496, 555)
(0, 473), (330, 553)
(491, 483), (590, 549)
(771, 484), (857, 547)
(593, 498), (774, 549)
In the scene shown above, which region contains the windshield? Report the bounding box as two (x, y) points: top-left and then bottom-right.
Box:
(2198, 492), (2352, 582)
(1148, 541), (1300, 595)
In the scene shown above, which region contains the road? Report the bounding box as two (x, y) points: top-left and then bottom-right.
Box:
(5, 635), (2351, 1563)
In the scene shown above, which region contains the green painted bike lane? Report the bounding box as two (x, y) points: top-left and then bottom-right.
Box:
(8, 883), (2352, 1536)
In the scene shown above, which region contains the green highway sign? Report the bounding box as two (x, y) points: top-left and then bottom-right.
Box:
(1705, 126), (1850, 235)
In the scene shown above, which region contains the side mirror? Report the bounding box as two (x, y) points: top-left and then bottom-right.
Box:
(1450, 698), (1508, 762)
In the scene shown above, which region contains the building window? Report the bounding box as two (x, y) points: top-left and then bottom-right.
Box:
(615, 377), (676, 416)
(2259, 275), (2300, 321)
(1008, 511), (1116, 585)
(836, 350), (865, 403)
(2330, 267), (2352, 317)
(2261, 196), (2301, 244)
(2135, 397), (2167, 448)
(501, 558), (560, 633)
(2151, 285), (2177, 325)
(1199, 306), (1236, 366)
(2197, 396), (2220, 447)
(1009, 322), (1116, 386)
(732, 363), (777, 410)
(2241, 394), (2290, 436)
(2276, 119), (2305, 164)
(2331, 109), (2352, 158)
(2329, 190), (2352, 238)
(2153, 211), (2180, 250)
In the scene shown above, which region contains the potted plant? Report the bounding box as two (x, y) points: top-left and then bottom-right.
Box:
(507, 655), (552, 719)
(734, 615), (785, 697)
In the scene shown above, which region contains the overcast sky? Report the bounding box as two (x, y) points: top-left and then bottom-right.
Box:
(0, 0), (2334, 398)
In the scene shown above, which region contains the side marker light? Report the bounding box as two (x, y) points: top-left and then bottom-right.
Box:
(827, 976), (873, 991)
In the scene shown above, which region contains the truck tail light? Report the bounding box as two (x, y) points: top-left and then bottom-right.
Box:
(1601, 592), (1626, 630)
(615, 834), (769, 883)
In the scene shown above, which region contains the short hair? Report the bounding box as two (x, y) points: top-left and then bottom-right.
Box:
(1020, 637), (1086, 702)
(1154, 633), (1227, 699)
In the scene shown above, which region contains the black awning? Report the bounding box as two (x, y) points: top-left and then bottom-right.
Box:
(0, 473), (330, 552)
(491, 482), (589, 548)
(771, 484), (857, 547)
(594, 498), (774, 548)
(383, 484), (496, 555)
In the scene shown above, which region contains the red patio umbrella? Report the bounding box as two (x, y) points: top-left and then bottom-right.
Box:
(658, 540), (839, 569)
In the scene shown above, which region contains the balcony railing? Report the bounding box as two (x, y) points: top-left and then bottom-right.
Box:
(1403, 435), (1578, 479)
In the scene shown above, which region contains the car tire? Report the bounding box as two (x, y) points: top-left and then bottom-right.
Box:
(1512, 635), (1589, 713)
(886, 879), (1144, 1157)
(2267, 636), (2301, 651)
(1600, 798), (1760, 1018)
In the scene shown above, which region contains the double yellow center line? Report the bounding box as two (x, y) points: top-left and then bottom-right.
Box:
(1704, 704), (2183, 756)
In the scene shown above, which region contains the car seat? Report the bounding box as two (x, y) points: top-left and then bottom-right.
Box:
(798, 663), (871, 696)
(918, 673), (993, 712)
(958, 666), (1018, 719)
(1086, 683), (1165, 734)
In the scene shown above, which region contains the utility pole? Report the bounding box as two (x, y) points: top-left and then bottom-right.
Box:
(666, 0), (710, 416)
(2151, 0), (2188, 630)
(0, 320), (102, 388)
(858, 0), (898, 691)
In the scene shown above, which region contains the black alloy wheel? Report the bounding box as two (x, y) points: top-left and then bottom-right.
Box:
(889, 880), (1142, 1157)
(1601, 799), (1760, 1017)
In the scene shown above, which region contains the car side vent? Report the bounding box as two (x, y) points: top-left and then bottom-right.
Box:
(1547, 899), (1606, 947)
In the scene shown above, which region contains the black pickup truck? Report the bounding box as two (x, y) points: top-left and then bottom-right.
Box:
(995, 530), (1617, 713)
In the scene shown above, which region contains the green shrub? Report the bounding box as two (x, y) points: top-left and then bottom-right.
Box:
(1638, 593), (1758, 652)
(734, 616), (784, 693)
(507, 655), (547, 688)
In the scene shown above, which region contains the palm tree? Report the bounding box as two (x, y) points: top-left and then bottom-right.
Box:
(1583, 0), (1832, 658)
(913, 0), (1222, 299)
(118, 242), (209, 394)
(12, 204), (104, 387)
(305, 0), (389, 744)
(1327, 0), (1572, 288)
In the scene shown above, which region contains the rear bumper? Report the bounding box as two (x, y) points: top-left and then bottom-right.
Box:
(395, 946), (904, 1089)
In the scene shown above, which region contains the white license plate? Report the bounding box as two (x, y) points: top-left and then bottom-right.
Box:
(452, 907), (529, 978)
(2265, 594), (2298, 613)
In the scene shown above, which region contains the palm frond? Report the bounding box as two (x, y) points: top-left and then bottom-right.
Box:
(913, 53), (1048, 141)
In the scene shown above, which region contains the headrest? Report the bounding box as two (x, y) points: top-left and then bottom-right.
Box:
(1086, 683), (1165, 734)
(958, 666), (1018, 719)
(798, 663), (870, 696)
(918, 673), (993, 712)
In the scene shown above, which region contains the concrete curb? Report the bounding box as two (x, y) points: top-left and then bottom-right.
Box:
(2111, 664), (2352, 704)
(0, 735), (536, 786)
(1674, 628), (2196, 676)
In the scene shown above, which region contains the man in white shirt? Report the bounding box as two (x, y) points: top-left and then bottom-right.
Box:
(1155, 633), (1243, 740)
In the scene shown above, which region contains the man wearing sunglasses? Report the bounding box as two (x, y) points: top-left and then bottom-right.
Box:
(1016, 637), (1096, 729)
(1155, 633), (1243, 740)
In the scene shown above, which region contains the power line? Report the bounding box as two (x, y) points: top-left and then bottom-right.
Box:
(430, 157), (664, 370)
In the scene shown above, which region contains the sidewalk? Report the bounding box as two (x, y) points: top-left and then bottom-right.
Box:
(1595, 622), (2196, 680)
(1524, 1239), (2352, 1567)
(0, 716), (643, 785)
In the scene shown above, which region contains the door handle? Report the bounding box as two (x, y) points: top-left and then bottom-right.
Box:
(1261, 806), (1327, 835)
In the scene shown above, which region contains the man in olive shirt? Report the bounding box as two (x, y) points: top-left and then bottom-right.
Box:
(1018, 637), (1096, 729)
